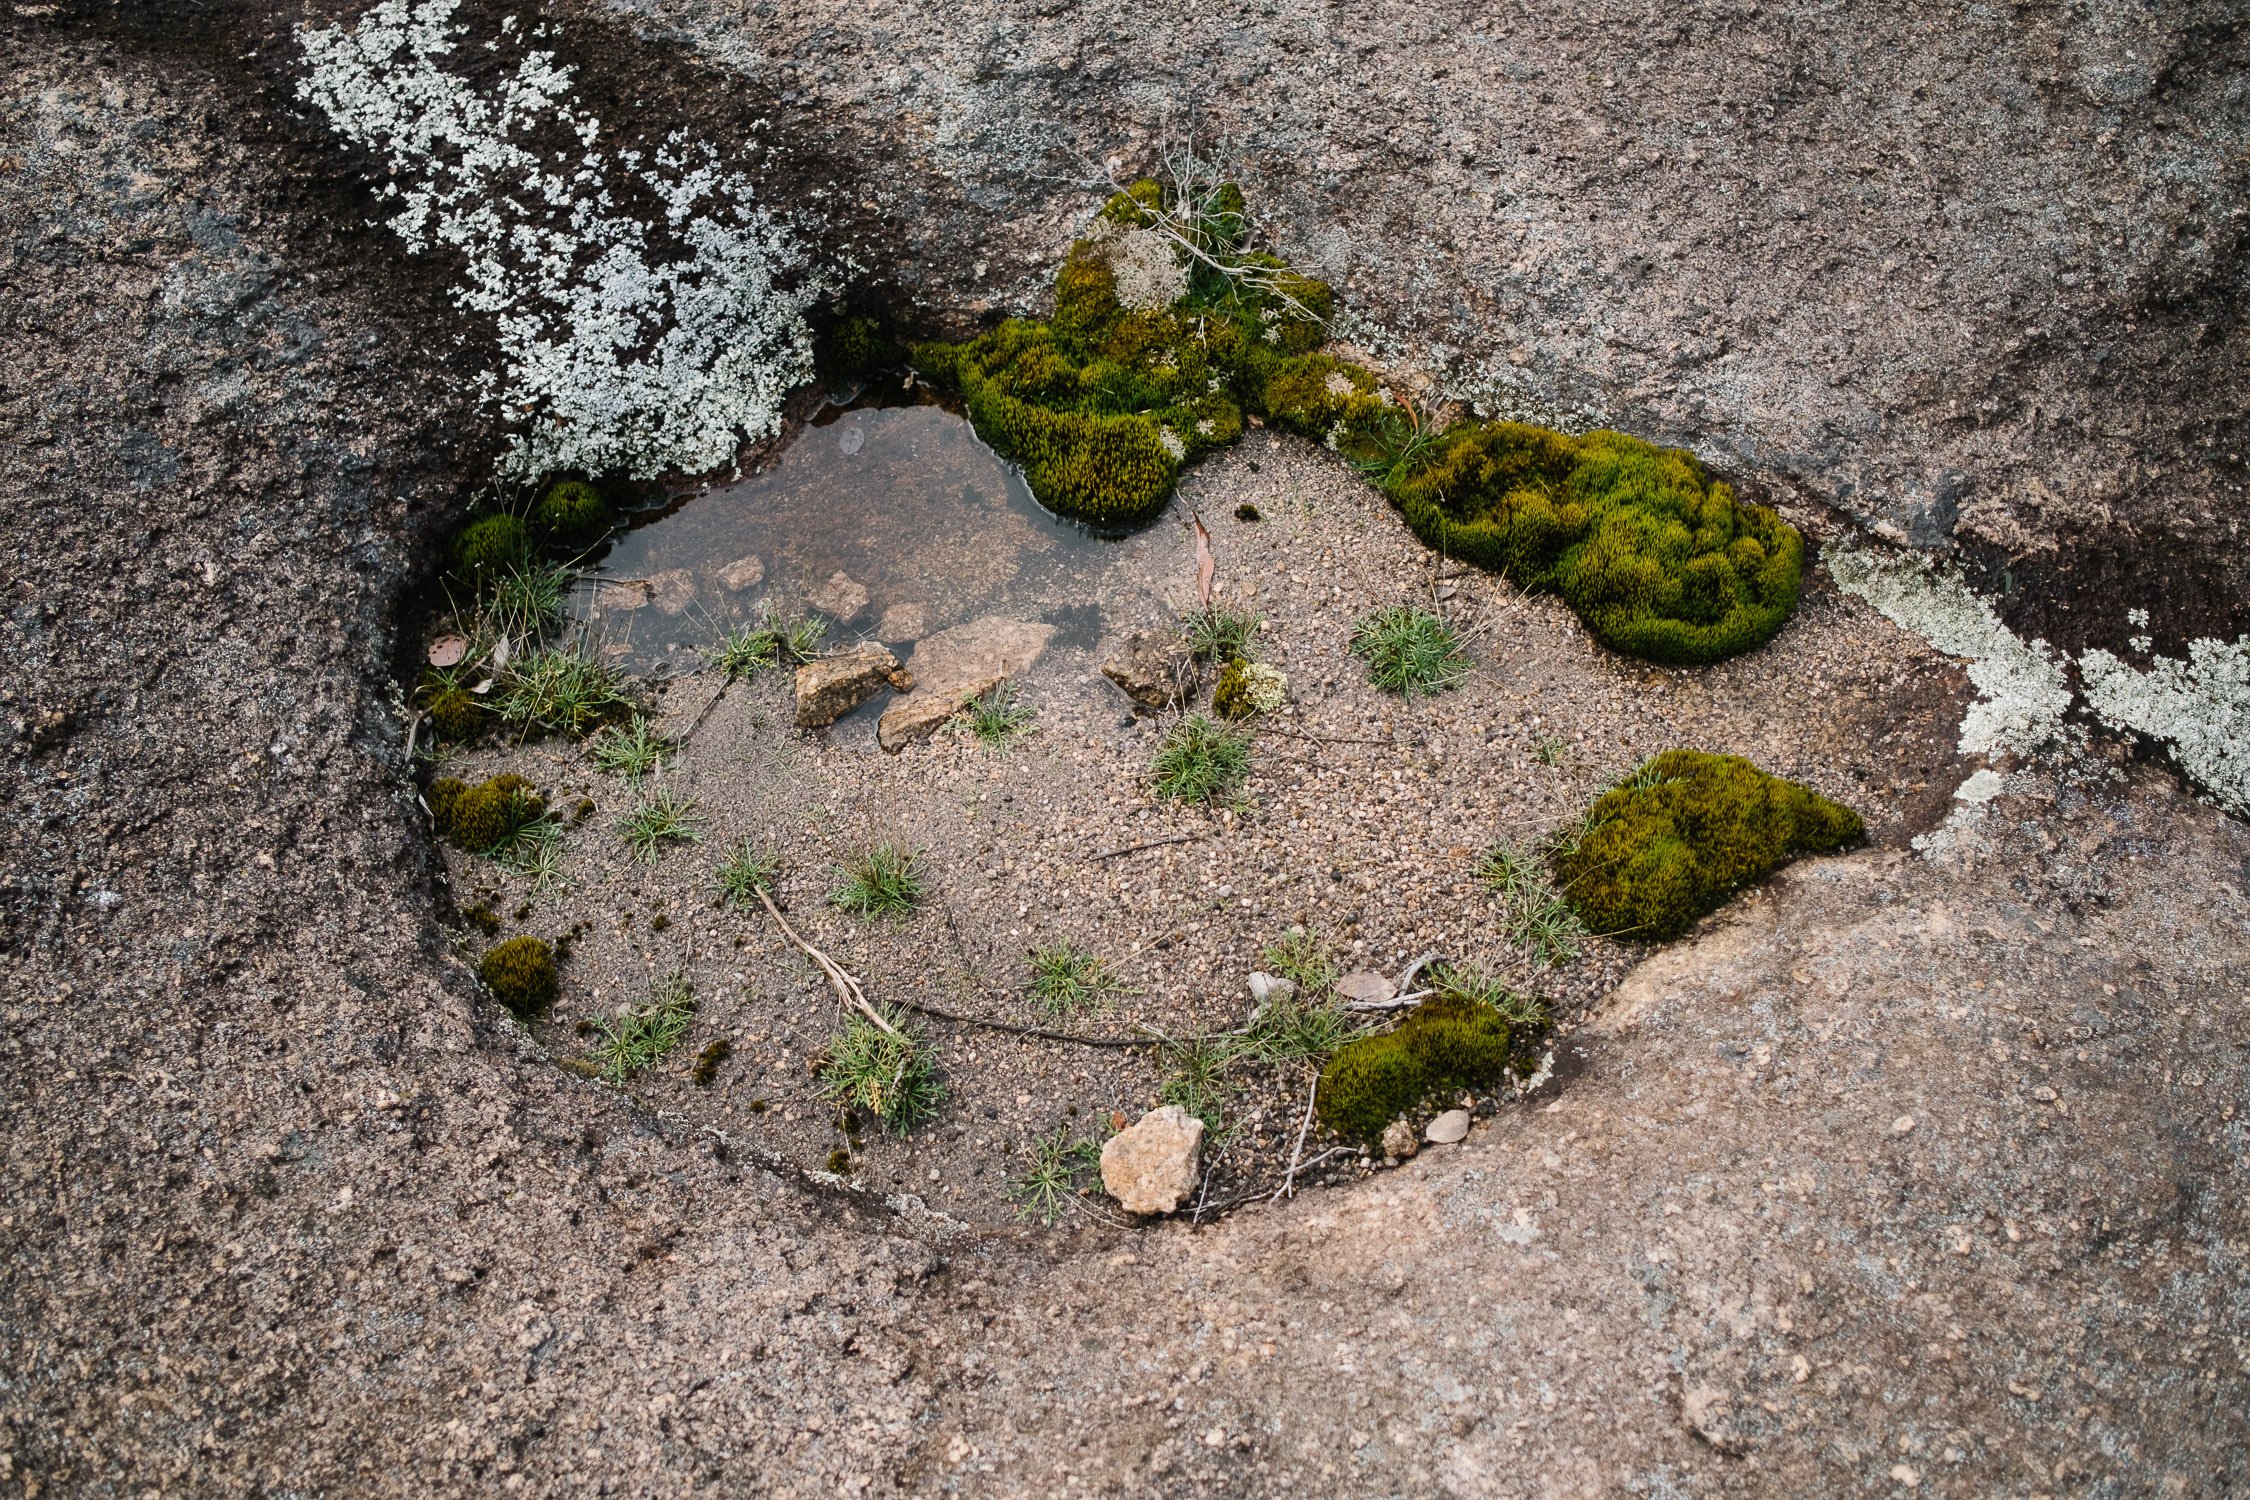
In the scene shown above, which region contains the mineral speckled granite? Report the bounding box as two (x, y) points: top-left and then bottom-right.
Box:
(3, 9), (2247, 1499)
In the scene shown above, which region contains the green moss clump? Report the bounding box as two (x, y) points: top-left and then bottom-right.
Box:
(479, 935), (557, 1018)
(1386, 424), (1802, 664)
(911, 179), (1332, 528)
(1316, 996), (1515, 1141)
(427, 776), (468, 828)
(434, 773), (545, 854)
(452, 513), (531, 583)
(427, 685), (484, 741)
(1554, 750), (1865, 941)
(1213, 660), (1287, 719)
(532, 480), (611, 546)
(828, 313), (903, 378)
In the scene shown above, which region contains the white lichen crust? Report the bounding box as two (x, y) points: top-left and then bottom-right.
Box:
(296, 0), (820, 479)
(2080, 637), (2250, 818)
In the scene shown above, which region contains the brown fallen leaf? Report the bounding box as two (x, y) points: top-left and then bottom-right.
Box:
(427, 633), (468, 668)
(1191, 511), (1215, 608)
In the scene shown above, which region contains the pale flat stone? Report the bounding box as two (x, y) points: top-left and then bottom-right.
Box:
(877, 674), (1001, 754)
(874, 602), (932, 642)
(648, 567), (698, 615)
(794, 645), (909, 728)
(715, 554), (765, 591)
(807, 570), (871, 623)
(1380, 1118), (1419, 1161)
(592, 577), (654, 613)
(909, 615), (1055, 697)
(1100, 628), (1191, 712)
(1337, 971), (1397, 1005)
(1424, 1109), (1471, 1145)
(1100, 1105), (1205, 1215)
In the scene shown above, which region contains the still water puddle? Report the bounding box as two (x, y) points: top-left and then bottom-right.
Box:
(569, 400), (1123, 671)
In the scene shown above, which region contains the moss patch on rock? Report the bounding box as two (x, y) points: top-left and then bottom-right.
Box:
(1316, 995), (1515, 1141)
(480, 935), (557, 1018)
(451, 512), (531, 583)
(532, 479), (612, 546)
(1554, 750), (1865, 941)
(430, 772), (545, 855)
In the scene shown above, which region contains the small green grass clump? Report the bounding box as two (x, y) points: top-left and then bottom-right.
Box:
(1026, 942), (1127, 1018)
(1185, 603), (1263, 666)
(497, 642), (633, 736)
(1008, 1128), (1105, 1227)
(1158, 1036), (1235, 1138)
(1259, 927), (1338, 994)
(1316, 995), (1515, 1141)
(957, 682), (1036, 750)
(431, 773), (545, 855)
(452, 513), (531, 584)
(1553, 749), (1864, 940)
(1428, 960), (1550, 1030)
(1150, 713), (1251, 805)
(710, 613), (824, 679)
(1213, 660), (1287, 719)
(1473, 839), (1587, 967)
(533, 479), (612, 546)
(1386, 423), (1802, 665)
(820, 1008), (944, 1132)
(588, 715), (672, 781)
(484, 560), (571, 637)
(1239, 988), (1358, 1065)
(615, 786), (702, 865)
(480, 935), (558, 1019)
(584, 968), (695, 1083)
(1351, 605), (1470, 696)
(830, 844), (926, 919)
(715, 840), (782, 910)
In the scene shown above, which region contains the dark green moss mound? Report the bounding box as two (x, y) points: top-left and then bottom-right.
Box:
(912, 179), (1331, 527)
(1384, 423), (1802, 664)
(1317, 996), (1514, 1141)
(828, 313), (903, 378)
(1555, 750), (1865, 941)
(452, 513), (532, 583)
(434, 773), (544, 854)
(532, 480), (611, 546)
(480, 936), (557, 1018)
(427, 685), (483, 741)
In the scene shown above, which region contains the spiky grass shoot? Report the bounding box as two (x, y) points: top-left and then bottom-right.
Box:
(1007, 1128), (1105, 1226)
(1184, 602), (1262, 665)
(1351, 604), (1470, 696)
(588, 714), (672, 781)
(715, 839), (783, 909)
(1026, 942), (1128, 1018)
(497, 641), (634, 735)
(958, 681), (1036, 750)
(830, 843), (926, 919)
(615, 785), (702, 865)
(710, 611), (826, 680)
(1430, 960), (1550, 1029)
(584, 968), (696, 1084)
(820, 1007), (944, 1132)
(1149, 713), (1251, 805)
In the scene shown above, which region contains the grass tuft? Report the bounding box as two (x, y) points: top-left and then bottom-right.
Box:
(1429, 960), (1550, 1029)
(830, 843), (926, 919)
(1238, 988), (1359, 1065)
(819, 1007), (944, 1132)
(497, 641), (634, 736)
(588, 714), (672, 781)
(1258, 926), (1338, 995)
(1007, 1128), (1106, 1227)
(484, 560), (571, 637)
(715, 839), (783, 909)
(615, 785), (702, 865)
(710, 612), (826, 680)
(1026, 942), (1128, 1018)
(1350, 604), (1470, 696)
(1472, 839), (1587, 967)
(1158, 1036), (1234, 1138)
(957, 681), (1036, 750)
(584, 968), (696, 1084)
(1149, 713), (1251, 805)
(1184, 603), (1262, 665)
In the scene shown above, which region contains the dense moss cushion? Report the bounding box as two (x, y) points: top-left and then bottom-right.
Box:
(1555, 750), (1865, 941)
(1316, 996), (1514, 1141)
(1387, 423), (1803, 664)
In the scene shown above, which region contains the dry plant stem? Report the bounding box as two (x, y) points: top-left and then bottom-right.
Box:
(678, 674), (732, 746)
(1090, 832), (1205, 861)
(885, 994), (1163, 1050)
(1275, 1071), (1320, 1201)
(755, 888), (901, 1037)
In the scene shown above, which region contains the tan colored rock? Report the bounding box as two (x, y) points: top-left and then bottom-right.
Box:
(1100, 628), (1192, 712)
(715, 554), (765, 591)
(1337, 970), (1398, 1006)
(807, 570), (871, 623)
(592, 577), (654, 614)
(1380, 1118), (1419, 1160)
(1099, 1105), (1204, 1215)
(877, 674), (1001, 754)
(1424, 1109), (1471, 1145)
(648, 567), (698, 615)
(873, 602), (932, 642)
(793, 645), (909, 728)
(910, 615), (1054, 697)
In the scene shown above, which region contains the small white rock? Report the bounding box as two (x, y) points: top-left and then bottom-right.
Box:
(1100, 1106), (1205, 1215)
(1892, 1115), (1917, 1135)
(1380, 1119), (1419, 1160)
(1424, 1109), (1471, 1145)
(1247, 971), (1297, 1004)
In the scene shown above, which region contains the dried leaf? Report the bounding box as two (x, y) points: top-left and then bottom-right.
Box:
(470, 677), (496, 695)
(491, 633), (512, 669)
(427, 633), (468, 668)
(1191, 511), (1215, 608)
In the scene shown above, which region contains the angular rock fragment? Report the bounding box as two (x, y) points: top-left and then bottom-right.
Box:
(715, 554), (765, 591)
(807, 570), (871, 623)
(911, 615), (1054, 696)
(877, 674), (1001, 753)
(1101, 628), (1192, 712)
(794, 645), (910, 727)
(1380, 1118), (1419, 1160)
(1100, 1105), (1205, 1215)
(874, 602), (931, 642)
